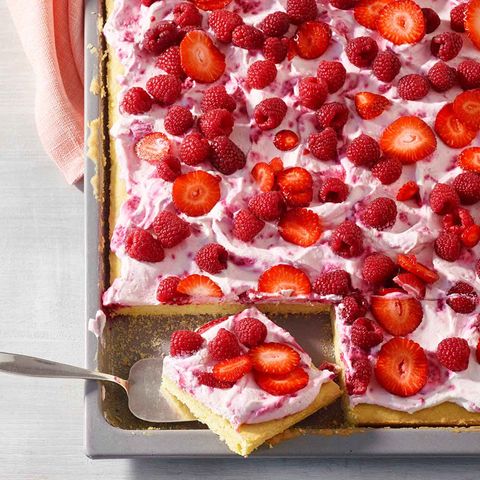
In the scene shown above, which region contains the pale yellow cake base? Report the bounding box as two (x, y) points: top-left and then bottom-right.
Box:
(161, 375), (341, 456)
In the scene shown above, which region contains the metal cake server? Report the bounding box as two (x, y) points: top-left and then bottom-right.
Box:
(0, 352), (193, 423)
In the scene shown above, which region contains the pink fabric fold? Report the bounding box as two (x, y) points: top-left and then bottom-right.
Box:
(7, 0), (85, 184)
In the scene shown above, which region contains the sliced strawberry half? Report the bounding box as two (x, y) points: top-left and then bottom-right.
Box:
(172, 170), (221, 217)
(396, 181), (419, 201)
(251, 162), (275, 192)
(180, 30), (226, 83)
(466, 0), (480, 50)
(250, 342), (301, 375)
(393, 272), (426, 299)
(278, 208), (322, 247)
(379, 116), (436, 164)
(269, 157), (284, 173)
(212, 355), (252, 383)
(354, 92), (391, 120)
(254, 367), (309, 396)
(273, 130), (299, 151)
(258, 264), (312, 296)
(458, 147), (480, 173)
(434, 103), (477, 149)
(354, 0), (392, 30)
(283, 189), (313, 208)
(461, 224), (480, 248)
(453, 90), (480, 130)
(377, 0), (425, 45)
(134, 132), (171, 163)
(196, 316), (228, 334)
(194, 0), (232, 10)
(293, 21), (331, 60)
(397, 254), (439, 283)
(177, 274), (223, 298)
(371, 294), (423, 336)
(276, 167), (313, 194)
(374, 337), (428, 397)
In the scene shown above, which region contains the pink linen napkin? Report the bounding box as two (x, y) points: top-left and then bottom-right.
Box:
(7, 0), (85, 184)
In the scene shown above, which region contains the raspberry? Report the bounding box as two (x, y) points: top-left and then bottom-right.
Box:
(308, 128), (337, 162)
(450, 3), (467, 32)
(146, 75), (182, 105)
(422, 7), (441, 33)
(361, 197), (397, 230)
(372, 50), (401, 83)
(173, 2), (202, 28)
(195, 371), (233, 389)
(201, 85), (236, 113)
(434, 231), (462, 262)
(362, 253), (396, 285)
(286, 0), (318, 24)
(298, 76), (328, 110)
(164, 105), (194, 136)
(436, 337), (470, 372)
(453, 172), (480, 205)
(179, 132), (211, 165)
(339, 294), (368, 324)
(346, 36), (378, 68)
(142, 22), (179, 55)
(152, 210), (191, 248)
(156, 154), (182, 182)
(351, 318), (383, 350)
(316, 60), (347, 93)
(259, 12), (290, 37)
(315, 102), (349, 132)
(431, 32), (463, 62)
(447, 282), (478, 313)
(124, 227), (165, 262)
(253, 97), (287, 131)
(156, 276), (189, 304)
(232, 24), (264, 50)
(120, 87), (153, 115)
(330, 220), (364, 258)
(233, 317), (267, 347)
(318, 177), (348, 203)
(208, 328), (241, 361)
(195, 243), (228, 274)
(429, 183), (460, 214)
(457, 60), (480, 90)
(346, 356), (371, 395)
(198, 108), (234, 139)
(346, 134), (380, 167)
(233, 209), (265, 241)
(170, 330), (203, 356)
(262, 37), (288, 63)
(246, 60), (277, 89)
(155, 46), (184, 77)
(209, 136), (246, 175)
(397, 74), (430, 101)
(248, 191), (286, 221)
(427, 61), (457, 92)
(371, 157), (403, 185)
(208, 9), (243, 43)
(312, 269), (352, 296)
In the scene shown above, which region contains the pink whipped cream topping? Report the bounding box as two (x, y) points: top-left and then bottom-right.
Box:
(163, 307), (333, 427)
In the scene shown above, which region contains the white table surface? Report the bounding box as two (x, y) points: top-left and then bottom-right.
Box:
(1, 3), (480, 479)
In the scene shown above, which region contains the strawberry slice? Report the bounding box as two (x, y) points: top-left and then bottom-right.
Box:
(293, 21), (331, 60)
(134, 132), (171, 163)
(458, 147), (480, 173)
(377, 0), (425, 45)
(453, 90), (480, 130)
(276, 167), (313, 194)
(180, 30), (225, 83)
(172, 170), (221, 217)
(269, 157), (284, 173)
(461, 224), (480, 248)
(376, 287), (405, 296)
(258, 264), (312, 296)
(196, 316), (228, 334)
(283, 189), (313, 208)
(194, 0), (232, 10)
(374, 337), (428, 397)
(396, 181), (419, 201)
(435, 103), (477, 149)
(254, 367), (309, 396)
(177, 274), (223, 298)
(466, 0), (480, 50)
(278, 208), (322, 247)
(250, 342), (301, 375)
(379, 116), (436, 164)
(354, 0), (392, 30)
(251, 162), (275, 192)
(393, 272), (426, 299)
(273, 130), (299, 151)
(213, 355), (252, 382)
(397, 254), (439, 283)
(371, 294), (423, 336)
(354, 91), (391, 120)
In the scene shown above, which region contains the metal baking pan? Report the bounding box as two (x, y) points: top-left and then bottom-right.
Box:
(84, 0), (480, 458)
